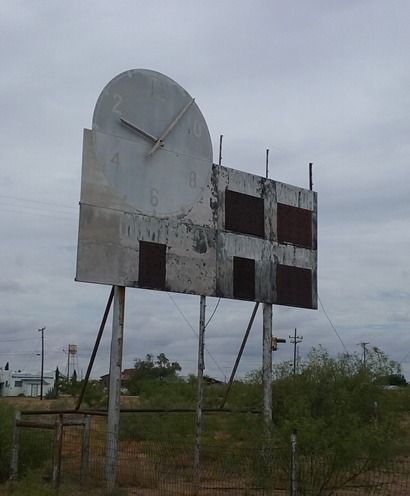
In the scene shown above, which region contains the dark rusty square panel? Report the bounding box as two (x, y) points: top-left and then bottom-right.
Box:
(276, 264), (313, 309)
(138, 241), (166, 290)
(233, 256), (255, 301)
(277, 203), (312, 248)
(225, 190), (264, 238)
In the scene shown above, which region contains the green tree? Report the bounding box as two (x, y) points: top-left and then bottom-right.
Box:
(58, 369), (82, 396)
(81, 380), (106, 408)
(265, 346), (406, 494)
(388, 373), (407, 386)
(156, 352), (182, 380)
(127, 353), (181, 395)
(116, 346), (410, 494)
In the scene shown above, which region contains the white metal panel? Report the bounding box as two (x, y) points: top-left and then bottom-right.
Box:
(77, 132), (318, 307)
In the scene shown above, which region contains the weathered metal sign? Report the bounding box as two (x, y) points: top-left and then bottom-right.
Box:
(76, 129), (317, 308)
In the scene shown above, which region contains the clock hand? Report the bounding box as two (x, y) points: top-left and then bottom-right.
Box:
(149, 98), (195, 156)
(119, 117), (159, 144)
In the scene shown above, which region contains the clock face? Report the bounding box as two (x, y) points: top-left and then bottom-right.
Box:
(92, 69), (213, 217)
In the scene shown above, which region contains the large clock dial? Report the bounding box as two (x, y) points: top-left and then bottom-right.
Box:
(92, 69), (213, 217)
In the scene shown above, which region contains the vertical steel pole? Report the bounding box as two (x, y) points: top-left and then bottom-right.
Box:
(218, 135), (223, 165)
(265, 149), (270, 179)
(262, 303), (273, 422)
(263, 150), (273, 422)
(194, 295), (206, 491)
(105, 286), (125, 492)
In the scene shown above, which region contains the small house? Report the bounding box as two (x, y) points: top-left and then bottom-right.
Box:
(0, 365), (55, 397)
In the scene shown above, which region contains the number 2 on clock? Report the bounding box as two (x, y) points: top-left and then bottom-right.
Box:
(112, 94), (122, 115)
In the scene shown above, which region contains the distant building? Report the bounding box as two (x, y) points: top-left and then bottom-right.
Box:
(0, 365), (55, 397)
(100, 368), (135, 393)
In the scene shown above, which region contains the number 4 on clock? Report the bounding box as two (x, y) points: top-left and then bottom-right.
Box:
(111, 153), (120, 166)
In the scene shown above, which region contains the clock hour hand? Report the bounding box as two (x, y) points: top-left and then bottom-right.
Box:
(119, 117), (159, 144)
(149, 98), (195, 156)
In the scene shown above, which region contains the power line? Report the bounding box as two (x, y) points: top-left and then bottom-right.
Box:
(0, 352), (40, 356)
(0, 337), (38, 343)
(0, 194), (77, 210)
(0, 201), (76, 216)
(0, 194), (77, 221)
(318, 294), (349, 354)
(0, 206), (77, 221)
(167, 293), (226, 378)
(399, 347), (410, 364)
(205, 298), (221, 328)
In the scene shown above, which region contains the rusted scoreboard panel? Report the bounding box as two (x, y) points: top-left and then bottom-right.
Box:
(76, 129), (317, 309)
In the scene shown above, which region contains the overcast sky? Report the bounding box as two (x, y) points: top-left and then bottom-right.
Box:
(1, 1), (409, 383)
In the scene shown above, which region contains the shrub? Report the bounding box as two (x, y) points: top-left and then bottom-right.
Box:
(0, 400), (54, 483)
(0, 400), (15, 482)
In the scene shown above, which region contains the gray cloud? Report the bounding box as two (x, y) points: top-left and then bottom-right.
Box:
(1, 0), (410, 381)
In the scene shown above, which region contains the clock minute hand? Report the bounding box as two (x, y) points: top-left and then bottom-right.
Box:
(119, 117), (158, 144)
(149, 98), (195, 156)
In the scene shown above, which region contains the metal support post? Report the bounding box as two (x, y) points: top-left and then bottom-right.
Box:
(262, 303), (273, 422)
(194, 295), (206, 491)
(220, 302), (259, 409)
(76, 287), (114, 410)
(105, 286), (125, 492)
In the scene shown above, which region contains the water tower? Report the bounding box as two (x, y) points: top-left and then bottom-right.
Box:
(66, 343), (79, 380)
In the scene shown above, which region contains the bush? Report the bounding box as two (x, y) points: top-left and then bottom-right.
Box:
(82, 381), (106, 408)
(0, 400), (54, 484)
(44, 388), (58, 400)
(0, 400), (15, 482)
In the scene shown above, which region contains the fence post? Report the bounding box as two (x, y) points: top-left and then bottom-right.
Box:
(52, 414), (63, 487)
(291, 429), (297, 496)
(10, 410), (21, 481)
(80, 415), (91, 484)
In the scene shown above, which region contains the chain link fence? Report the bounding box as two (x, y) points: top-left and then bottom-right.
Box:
(9, 410), (410, 495)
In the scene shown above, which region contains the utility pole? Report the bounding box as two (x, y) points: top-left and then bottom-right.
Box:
(38, 327), (46, 400)
(358, 342), (369, 368)
(289, 328), (303, 375)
